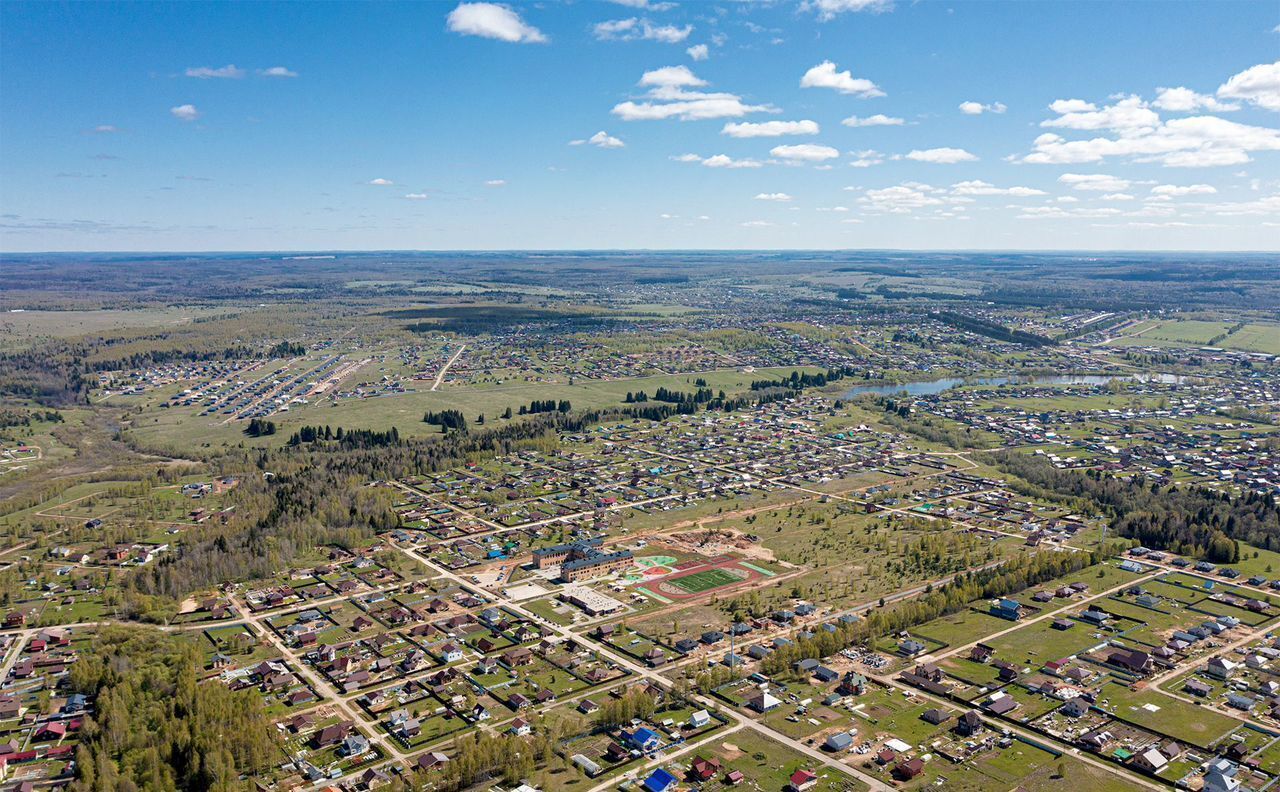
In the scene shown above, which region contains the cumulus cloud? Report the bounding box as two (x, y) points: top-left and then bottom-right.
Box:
(638, 65), (705, 89)
(1100, 193), (1135, 201)
(671, 153), (763, 168)
(848, 149), (884, 168)
(950, 180), (1045, 196)
(1058, 173), (1129, 191)
(1025, 115), (1280, 167)
(368, 178), (395, 186)
(1150, 183), (1217, 196)
(614, 66), (776, 121)
(446, 3), (547, 43)
(1154, 86), (1237, 112)
(905, 147), (977, 163)
(687, 44), (709, 61)
(404, 193), (430, 200)
(1021, 83), (1280, 167)
(959, 101), (1006, 115)
(841, 114), (903, 127)
(1217, 61), (1280, 111)
(770, 143), (840, 162)
(609, 0), (676, 8)
(594, 18), (692, 43)
(754, 192), (793, 201)
(722, 120), (819, 137)
(740, 220), (774, 227)
(1041, 95), (1159, 134)
(259, 66), (298, 78)
(803, 0), (893, 22)
(570, 130), (626, 148)
(800, 61), (883, 98)
(858, 183), (947, 213)
(185, 65), (245, 79)
(484, 179), (507, 187)
(169, 104), (200, 121)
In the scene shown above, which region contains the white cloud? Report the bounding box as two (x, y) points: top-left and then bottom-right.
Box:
(570, 130), (626, 148)
(639, 65), (705, 88)
(687, 44), (709, 61)
(594, 18), (638, 38)
(609, 0), (676, 8)
(859, 183), (945, 213)
(1100, 193), (1135, 201)
(815, 205), (849, 212)
(169, 104), (199, 121)
(770, 143), (840, 162)
(1058, 173), (1129, 191)
(841, 114), (903, 127)
(905, 147), (977, 163)
(446, 3), (547, 43)
(1153, 86), (1237, 113)
(259, 66), (298, 78)
(1217, 61), (1280, 111)
(848, 149), (884, 167)
(91, 125), (119, 134)
(185, 64), (245, 79)
(368, 178), (394, 186)
(1015, 205), (1125, 220)
(1049, 99), (1097, 114)
(485, 179), (507, 187)
(722, 120), (819, 137)
(404, 193), (430, 200)
(672, 153), (763, 169)
(741, 220), (774, 227)
(1024, 114), (1280, 167)
(800, 61), (883, 98)
(803, 0), (892, 22)
(1205, 193), (1280, 215)
(594, 18), (692, 43)
(1150, 183), (1217, 196)
(959, 101), (1006, 115)
(641, 21), (692, 43)
(754, 192), (793, 202)
(950, 180), (1045, 197)
(614, 66), (776, 121)
(1041, 95), (1159, 134)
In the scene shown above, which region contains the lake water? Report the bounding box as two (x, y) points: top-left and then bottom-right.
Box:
(843, 372), (1185, 399)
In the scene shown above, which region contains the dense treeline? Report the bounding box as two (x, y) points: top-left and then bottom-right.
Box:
(243, 418), (275, 437)
(757, 546), (1112, 677)
(749, 367), (856, 391)
(68, 627), (277, 792)
(593, 690), (656, 729)
(268, 340), (306, 357)
(933, 311), (1056, 347)
(519, 399), (570, 415)
(0, 407), (63, 428)
(287, 425), (400, 447)
(423, 409), (467, 431)
(985, 450), (1279, 561)
(0, 345), (91, 406)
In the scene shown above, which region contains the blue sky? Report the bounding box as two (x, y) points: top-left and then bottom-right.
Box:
(2, 0), (1278, 251)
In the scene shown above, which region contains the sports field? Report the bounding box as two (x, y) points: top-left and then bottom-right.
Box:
(666, 567), (748, 594)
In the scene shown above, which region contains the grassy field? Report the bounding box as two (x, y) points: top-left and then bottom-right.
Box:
(0, 306), (236, 349)
(124, 365), (823, 451)
(1099, 681), (1239, 748)
(1219, 323), (1280, 354)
